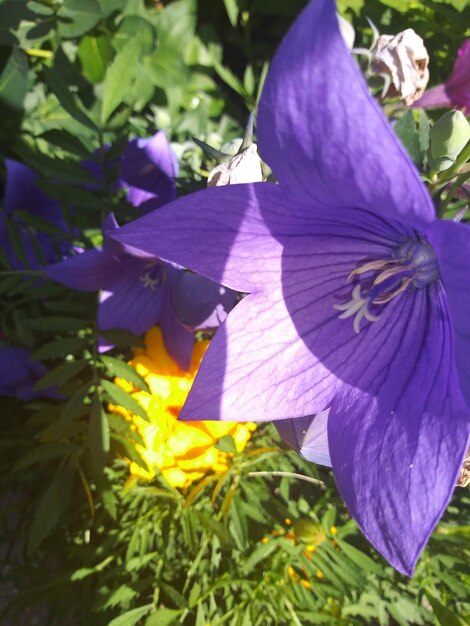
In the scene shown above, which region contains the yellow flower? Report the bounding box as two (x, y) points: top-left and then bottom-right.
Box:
(112, 327), (255, 489)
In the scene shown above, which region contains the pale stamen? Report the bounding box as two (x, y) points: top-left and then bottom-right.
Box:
(334, 285), (381, 334)
(140, 272), (160, 292)
(335, 238), (439, 335)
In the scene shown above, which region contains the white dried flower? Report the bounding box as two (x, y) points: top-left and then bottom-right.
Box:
(207, 144), (264, 187)
(371, 29), (430, 105)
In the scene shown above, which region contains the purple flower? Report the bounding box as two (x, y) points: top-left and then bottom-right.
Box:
(45, 215), (235, 370)
(121, 131), (178, 211)
(0, 160), (71, 269)
(414, 39), (470, 113)
(0, 345), (55, 400)
(84, 131), (178, 212)
(109, 0), (470, 575)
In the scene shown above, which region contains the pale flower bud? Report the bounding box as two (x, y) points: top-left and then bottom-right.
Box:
(371, 29), (430, 105)
(337, 14), (355, 50)
(428, 110), (470, 172)
(207, 144), (264, 187)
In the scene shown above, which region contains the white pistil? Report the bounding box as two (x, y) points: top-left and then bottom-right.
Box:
(334, 284), (381, 334)
(140, 272), (160, 292)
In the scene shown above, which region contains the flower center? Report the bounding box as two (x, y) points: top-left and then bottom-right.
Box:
(334, 238), (439, 334)
(139, 263), (166, 292)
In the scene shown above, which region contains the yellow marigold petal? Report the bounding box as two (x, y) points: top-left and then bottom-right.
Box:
(200, 420), (236, 439)
(162, 466), (188, 488)
(169, 423), (214, 454)
(232, 424), (256, 452)
(177, 447), (219, 471)
(144, 327), (181, 375)
(112, 326), (255, 490)
(129, 461), (155, 481)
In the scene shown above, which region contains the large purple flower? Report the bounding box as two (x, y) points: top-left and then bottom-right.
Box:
(414, 39), (470, 112)
(109, 0), (470, 575)
(0, 160), (71, 269)
(45, 215), (235, 370)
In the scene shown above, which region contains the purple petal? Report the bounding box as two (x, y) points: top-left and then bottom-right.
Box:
(427, 219), (470, 405)
(109, 183), (288, 294)
(257, 0), (434, 224)
(275, 411), (331, 466)
(97, 257), (165, 342)
(179, 293), (338, 421)
(447, 39), (470, 111)
(158, 297), (194, 370)
(121, 131), (178, 209)
(178, 206), (439, 426)
(329, 280), (469, 574)
(4, 160), (62, 222)
(170, 272), (237, 330)
(0, 345), (53, 400)
(412, 84), (452, 110)
(2, 160), (72, 268)
(44, 248), (124, 291)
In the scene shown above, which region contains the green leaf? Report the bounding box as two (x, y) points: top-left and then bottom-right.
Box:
(214, 62), (246, 99)
(243, 64), (255, 97)
(54, 383), (92, 435)
(426, 592), (468, 626)
(107, 604), (153, 626)
(89, 394), (110, 472)
(144, 608), (183, 626)
(100, 329), (145, 348)
(58, 0), (102, 38)
(0, 47), (28, 111)
(28, 463), (75, 555)
(114, 16), (155, 54)
(13, 442), (75, 472)
(100, 355), (149, 392)
(101, 379), (149, 422)
(78, 33), (114, 83)
(215, 434), (237, 454)
(156, 0), (196, 49)
(101, 37), (141, 124)
(98, 0), (123, 16)
(25, 316), (87, 332)
(31, 337), (88, 361)
(148, 45), (189, 88)
(243, 540), (277, 573)
(43, 65), (98, 132)
(394, 109), (422, 165)
(418, 109), (431, 154)
(34, 359), (88, 391)
(223, 0), (239, 26)
(334, 539), (385, 575)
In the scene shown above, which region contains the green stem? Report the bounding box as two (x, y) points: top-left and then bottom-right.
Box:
(438, 170), (470, 216)
(246, 471), (325, 487)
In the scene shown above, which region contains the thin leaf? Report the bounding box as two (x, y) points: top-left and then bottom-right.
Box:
(222, 0), (239, 26)
(100, 355), (149, 392)
(31, 337), (88, 361)
(101, 38), (141, 124)
(34, 359), (87, 391)
(107, 604), (153, 626)
(28, 462), (75, 555)
(89, 394), (110, 472)
(101, 379), (149, 422)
